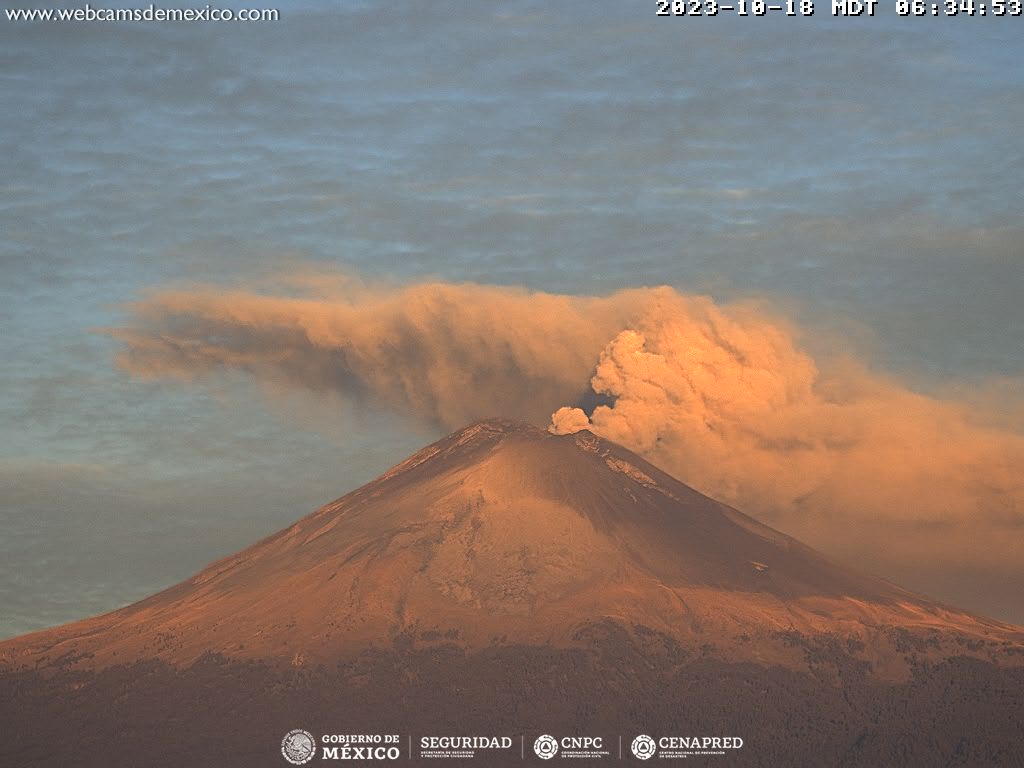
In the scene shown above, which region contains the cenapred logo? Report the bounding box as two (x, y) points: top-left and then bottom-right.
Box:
(281, 729), (316, 765)
(631, 734), (657, 760)
(534, 734), (559, 760)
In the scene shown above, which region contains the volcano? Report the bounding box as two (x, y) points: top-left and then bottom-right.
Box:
(3, 419), (1023, 767)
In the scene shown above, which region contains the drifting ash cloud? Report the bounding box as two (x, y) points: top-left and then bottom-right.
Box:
(112, 274), (1024, 584)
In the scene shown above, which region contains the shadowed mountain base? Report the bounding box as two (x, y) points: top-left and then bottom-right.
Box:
(3, 421), (1023, 767)
(4, 621), (1023, 768)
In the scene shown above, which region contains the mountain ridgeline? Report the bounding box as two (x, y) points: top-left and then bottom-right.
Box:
(2, 419), (1023, 767)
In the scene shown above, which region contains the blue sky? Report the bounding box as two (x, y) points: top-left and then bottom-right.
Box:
(1, 1), (1022, 635)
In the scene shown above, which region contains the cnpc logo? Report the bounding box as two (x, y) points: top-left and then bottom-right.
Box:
(534, 734), (605, 759)
(532, 737), (602, 761)
(533, 735), (558, 759)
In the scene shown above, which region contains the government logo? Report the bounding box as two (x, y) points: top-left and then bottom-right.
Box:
(281, 729), (316, 765)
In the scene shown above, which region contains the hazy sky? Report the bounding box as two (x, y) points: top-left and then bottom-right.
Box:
(2, 1), (1022, 637)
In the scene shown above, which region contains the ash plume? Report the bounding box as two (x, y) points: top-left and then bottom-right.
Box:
(111, 273), (1024, 578)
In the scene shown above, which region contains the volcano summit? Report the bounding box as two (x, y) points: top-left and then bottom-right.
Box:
(2, 419), (1023, 766)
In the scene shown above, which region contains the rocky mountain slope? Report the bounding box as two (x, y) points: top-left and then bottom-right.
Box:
(2, 419), (1022, 766)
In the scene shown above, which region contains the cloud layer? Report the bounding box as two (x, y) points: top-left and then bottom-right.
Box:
(113, 275), (1024, 589)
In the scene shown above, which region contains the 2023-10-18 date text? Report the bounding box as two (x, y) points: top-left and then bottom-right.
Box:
(656, 0), (1021, 15)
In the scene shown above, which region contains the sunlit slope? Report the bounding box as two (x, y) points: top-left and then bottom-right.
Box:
(2, 419), (1020, 676)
